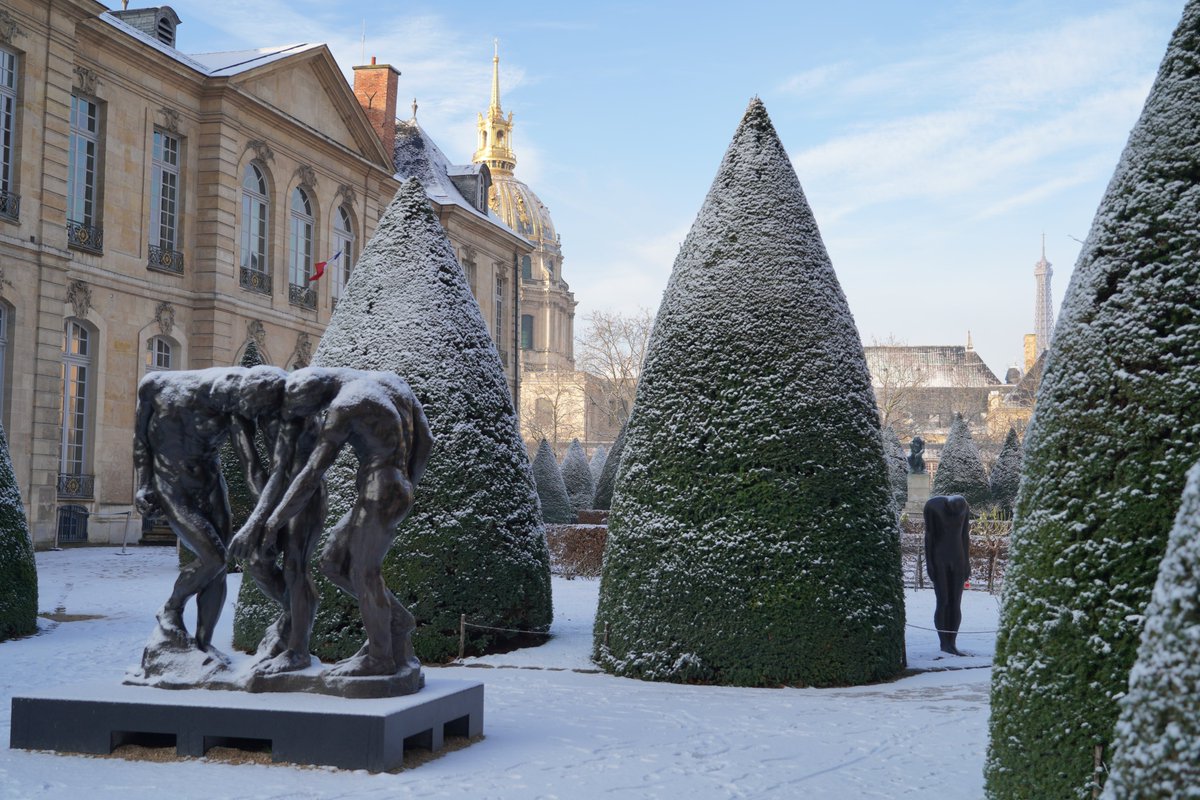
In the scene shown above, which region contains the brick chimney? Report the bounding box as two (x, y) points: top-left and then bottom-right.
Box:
(353, 57), (401, 159)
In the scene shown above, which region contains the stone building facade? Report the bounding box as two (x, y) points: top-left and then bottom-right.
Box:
(3, 2), (526, 546)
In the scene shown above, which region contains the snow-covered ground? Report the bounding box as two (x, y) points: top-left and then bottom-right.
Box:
(2, 548), (999, 798)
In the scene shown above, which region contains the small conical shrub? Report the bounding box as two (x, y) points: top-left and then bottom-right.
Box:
(533, 439), (574, 524)
(592, 423), (626, 510)
(593, 99), (904, 687)
(931, 413), (990, 510)
(1101, 460), (1200, 799)
(234, 179), (551, 663)
(589, 445), (608, 488)
(883, 425), (908, 513)
(0, 421), (36, 642)
(988, 428), (1022, 517)
(987, 4), (1200, 796)
(560, 439), (595, 517)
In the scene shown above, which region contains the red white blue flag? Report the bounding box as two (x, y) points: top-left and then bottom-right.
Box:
(308, 250), (342, 282)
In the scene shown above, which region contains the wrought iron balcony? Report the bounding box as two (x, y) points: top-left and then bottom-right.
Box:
(67, 219), (103, 253)
(0, 189), (18, 221)
(240, 266), (272, 295)
(289, 282), (317, 310)
(57, 472), (95, 499)
(148, 243), (185, 275)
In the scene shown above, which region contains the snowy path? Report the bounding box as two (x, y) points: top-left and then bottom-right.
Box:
(1, 548), (997, 799)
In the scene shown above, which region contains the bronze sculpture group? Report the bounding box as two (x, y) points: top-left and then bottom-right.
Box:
(132, 366), (432, 693)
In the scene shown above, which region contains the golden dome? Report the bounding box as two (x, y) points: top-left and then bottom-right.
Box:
(489, 177), (557, 246)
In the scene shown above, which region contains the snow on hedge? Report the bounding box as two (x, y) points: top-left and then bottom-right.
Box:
(533, 439), (575, 524)
(236, 179), (552, 663)
(589, 445), (608, 487)
(987, 4), (1200, 797)
(883, 425), (908, 514)
(592, 423), (626, 511)
(0, 421), (35, 642)
(988, 427), (1022, 517)
(592, 99), (905, 687)
(561, 439), (595, 516)
(1101, 460), (1200, 799)
(931, 413), (990, 510)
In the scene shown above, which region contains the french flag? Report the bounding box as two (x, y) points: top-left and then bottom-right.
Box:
(308, 250), (342, 282)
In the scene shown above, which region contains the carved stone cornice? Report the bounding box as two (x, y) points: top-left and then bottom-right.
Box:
(67, 281), (92, 318)
(294, 165), (317, 191)
(246, 139), (274, 163)
(335, 183), (357, 208)
(73, 65), (100, 96)
(0, 10), (24, 44)
(158, 106), (180, 134)
(247, 319), (267, 347)
(154, 302), (175, 336)
(290, 332), (312, 369)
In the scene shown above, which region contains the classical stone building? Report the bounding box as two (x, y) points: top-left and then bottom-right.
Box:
(3, 2), (527, 546)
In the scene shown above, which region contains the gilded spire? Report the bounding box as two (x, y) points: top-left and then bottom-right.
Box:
(473, 41), (516, 175)
(490, 38), (501, 113)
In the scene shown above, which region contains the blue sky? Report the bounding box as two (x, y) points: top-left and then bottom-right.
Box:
(158, 0), (1184, 375)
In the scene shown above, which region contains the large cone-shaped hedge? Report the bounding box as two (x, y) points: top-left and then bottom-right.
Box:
(561, 439), (595, 517)
(592, 99), (905, 687)
(532, 439), (574, 524)
(987, 5), (1200, 797)
(988, 428), (1022, 517)
(234, 179), (552, 662)
(931, 413), (990, 510)
(1100, 460), (1200, 799)
(0, 421), (36, 642)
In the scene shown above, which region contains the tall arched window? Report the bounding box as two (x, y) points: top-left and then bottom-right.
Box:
(239, 162), (270, 294)
(331, 205), (354, 309)
(288, 187), (315, 309)
(59, 319), (94, 498)
(0, 303), (9, 424)
(145, 335), (175, 371)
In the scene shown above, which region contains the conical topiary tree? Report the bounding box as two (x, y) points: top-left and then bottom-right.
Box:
(560, 439), (595, 517)
(931, 413), (990, 509)
(592, 423), (626, 511)
(987, 5), (1200, 797)
(988, 427), (1022, 517)
(593, 99), (905, 687)
(0, 421), (36, 642)
(532, 438), (574, 524)
(589, 445), (608, 488)
(883, 425), (908, 514)
(234, 179), (552, 663)
(1100, 460), (1200, 800)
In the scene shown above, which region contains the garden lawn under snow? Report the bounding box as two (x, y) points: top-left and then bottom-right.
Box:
(1, 548), (998, 798)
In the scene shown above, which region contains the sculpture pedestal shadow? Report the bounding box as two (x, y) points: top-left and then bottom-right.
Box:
(10, 678), (482, 772)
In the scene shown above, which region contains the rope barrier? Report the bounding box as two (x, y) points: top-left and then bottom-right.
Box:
(905, 623), (997, 635)
(462, 621), (554, 636)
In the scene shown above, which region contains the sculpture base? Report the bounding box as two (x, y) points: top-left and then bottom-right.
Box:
(905, 472), (931, 518)
(10, 678), (483, 772)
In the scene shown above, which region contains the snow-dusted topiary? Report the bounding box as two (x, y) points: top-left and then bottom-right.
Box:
(0, 421), (36, 642)
(883, 426), (908, 513)
(988, 428), (1022, 517)
(592, 423), (626, 511)
(1100, 460), (1200, 800)
(234, 179), (552, 663)
(593, 99), (905, 687)
(533, 439), (574, 524)
(560, 439), (595, 517)
(589, 445), (608, 488)
(987, 5), (1200, 797)
(931, 414), (990, 510)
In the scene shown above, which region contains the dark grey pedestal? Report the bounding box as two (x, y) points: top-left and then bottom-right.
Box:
(10, 678), (483, 772)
